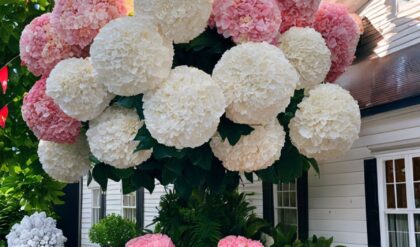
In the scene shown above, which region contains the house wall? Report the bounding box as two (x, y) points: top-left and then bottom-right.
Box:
(358, 0), (420, 57)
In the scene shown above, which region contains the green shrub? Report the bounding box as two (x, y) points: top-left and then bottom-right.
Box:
(0, 195), (24, 242)
(154, 190), (270, 247)
(89, 214), (138, 247)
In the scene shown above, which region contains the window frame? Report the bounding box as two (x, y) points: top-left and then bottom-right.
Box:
(91, 187), (101, 226)
(273, 182), (299, 231)
(121, 189), (137, 223)
(377, 150), (420, 246)
(389, 0), (418, 15)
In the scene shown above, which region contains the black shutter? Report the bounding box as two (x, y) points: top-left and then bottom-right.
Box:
(136, 188), (145, 229)
(297, 172), (309, 240)
(100, 190), (106, 220)
(364, 159), (381, 247)
(262, 181), (275, 226)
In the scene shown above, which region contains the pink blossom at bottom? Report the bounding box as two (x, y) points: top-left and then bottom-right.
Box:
(22, 78), (81, 144)
(218, 236), (264, 247)
(314, 2), (360, 82)
(211, 0), (282, 44)
(126, 234), (175, 247)
(277, 0), (321, 33)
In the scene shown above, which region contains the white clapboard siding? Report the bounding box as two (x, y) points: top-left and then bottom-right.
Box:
(358, 0), (420, 57)
(239, 175), (264, 218)
(144, 181), (170, 229)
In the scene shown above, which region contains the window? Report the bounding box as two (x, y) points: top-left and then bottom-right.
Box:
(274, 182), (298, 234)
(390, 0), (417, 14)
(378, 152), (420, 246)
(92, 188), (101, 225)
(122, 191), (136, 222)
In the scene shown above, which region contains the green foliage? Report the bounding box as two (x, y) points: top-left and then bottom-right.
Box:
(269, 224), (344, 247)
(154, 191), (270, 247)
(0, 0), (65, 240)
(89, 214), (139, 247)
(0, 194), (24, 241)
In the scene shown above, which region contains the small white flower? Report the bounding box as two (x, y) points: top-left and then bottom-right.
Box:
(289, 84), (361, 161)
(212, 42), (299, 125)
(91, 16), (173, 96)
(144, 66), (226, 149)
(46, 58), (113, 121)
(278, 27), (331, 90)
(38, 135), (91, 183)
(136, 0), (212, 44)
(6, 212), (66, 247)
(210, 119), (285, 172)
(87, 106), (152, 169)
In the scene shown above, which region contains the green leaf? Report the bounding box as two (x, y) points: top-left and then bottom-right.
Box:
(113, 168), (134, 179)
(153, 144), (187, 159)
(161, 167), (177, 186)
(217, 115), (254, 145)
(164, 159), (186, 176)
(114, 95), (144, 119)
(92, 164), (109, 191)
(188, 144), (212, 171)
(134, 125), (156, 152)
(122, 178), (137, 194)
(244, 172), (254, 183)
(87, 170), (93, 186)
(132, 170), (155, 193)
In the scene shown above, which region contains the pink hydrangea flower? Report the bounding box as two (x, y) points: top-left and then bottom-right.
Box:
(277, 0), (321, 33)
(211, 0), (282, 44)
(22, 78), (81, 144)
(314, 2), (360, 82)
(126, 234), (175, 247)
(218, 236), (264, 247)
(19, 13), (84, 77)
(51, 0), (130, 48)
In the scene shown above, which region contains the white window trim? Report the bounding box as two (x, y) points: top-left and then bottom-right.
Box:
(273, 183), (299, 230)
(121, 188), (137, 222)
(389, 0), (418, 16)
(376, 150), (420, 247)
(91, 187), (101, 226)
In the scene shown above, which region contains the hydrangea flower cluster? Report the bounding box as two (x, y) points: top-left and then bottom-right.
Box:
(289, 84), (361, 161)
(19, 13), (84, 77)
(6, 212), (66, 247)
(211, 0), (282, 44)
(22, 78), (81, 144)
(212, 42), (298, 125)
(278, 27), (331, 90)
(90, 16), (174, 96)
(136, 0), (212, 44)
(46, 58), (113, 121)
(277, 0), (321, 33)
(211, 120), (285, 172)
(314, 2), (360, 82)
(218, 236), (264, 247)
(87, 106), (152, 169)
(51, 0), (130, 48)
(144, 66), (226, 149)
(126, 234), (175, 247)
(38, 136), (91, 183)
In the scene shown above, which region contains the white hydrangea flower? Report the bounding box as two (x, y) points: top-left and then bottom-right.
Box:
(86, 106), (152, 169)
(210, 119), (285, 172)
(46, 58), (113, 121)
(6, 212), (66, 247)
(289, 84), (361, 161)
(38, 135), (91, 183)
(212, 42), (299, 125)
(278, 27), (331, 90)
(90, 16), (173, 96)
(136, 0), (212, 44)
(143, 66), (226, 149)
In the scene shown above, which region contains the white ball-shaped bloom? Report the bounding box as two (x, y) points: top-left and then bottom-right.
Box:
(6, 212), (66, 247)
(289, 84), (361, 161)
(143, 66), (226, 149)
(38, 136), (91, 183)
(210, 119), (285, 172)
(90, 16), (173, 96)
(86, 106), (152, 169)
(136, 0), (212, 44)
(212, 42), (299, 125)
(278, 27), (331, 90)
(46, 58), (113, 121)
